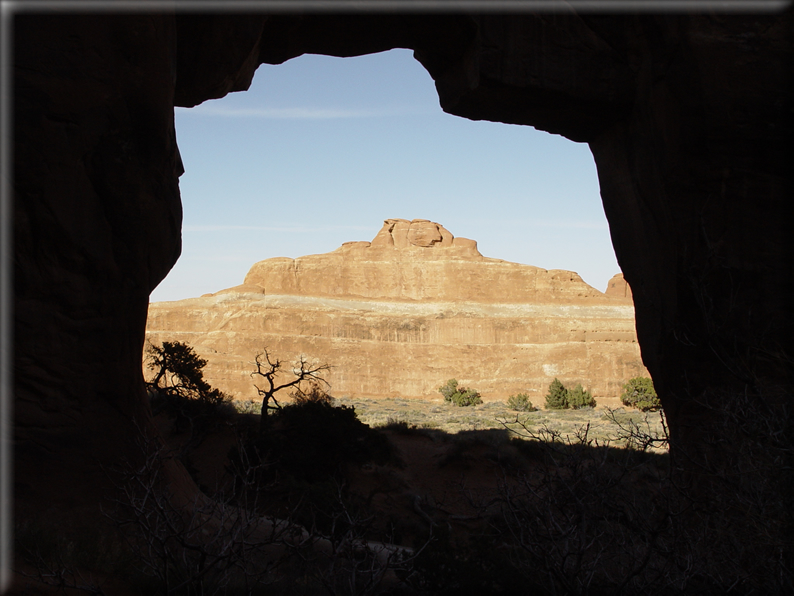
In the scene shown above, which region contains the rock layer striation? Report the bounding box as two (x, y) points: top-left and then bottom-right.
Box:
(146, 220), (646, 403)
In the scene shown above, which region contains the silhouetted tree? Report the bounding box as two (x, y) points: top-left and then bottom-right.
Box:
(145, 340), (226, 404)
(250, 348), (331, 434)
(145, 341), (232, 442)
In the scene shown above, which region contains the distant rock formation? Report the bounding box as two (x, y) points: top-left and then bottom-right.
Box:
(147, 220), (646, 403)
(605, 273), (633, 300)
(240, 218), (611, 304)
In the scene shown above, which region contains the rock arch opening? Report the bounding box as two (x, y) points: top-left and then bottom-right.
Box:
(10, 10), (792, 592)
(149, 48), (646, 408)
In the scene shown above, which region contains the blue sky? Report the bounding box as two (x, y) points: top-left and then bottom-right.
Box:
(151, 48), (619, 302)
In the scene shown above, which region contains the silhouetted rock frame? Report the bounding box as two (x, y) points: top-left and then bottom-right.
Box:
(8, 4), (793, 591)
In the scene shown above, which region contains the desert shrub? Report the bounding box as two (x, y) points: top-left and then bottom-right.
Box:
(438, 379), (457, 401)
(228, 400), (399, 543)
(492, 421), (680, 594)
(289, 379), (334, 406)
(544, 379), (596, 410)
(234, 399), (262, 415)
(602, 408), (669, 451)
(508, 437), (548, 461)
(145, 340), (234, 434)
(544, 378), (568, 409)
(506, 393), (536, 412)
(274, 401), (392, 477)
(230, 400), (393, 486)
(105, 430), (309, 595)
(566, 383), (596, 409)
(621, 377), (661, 411)
(504, 387), (792, 593)
(438, 379), (483, 407)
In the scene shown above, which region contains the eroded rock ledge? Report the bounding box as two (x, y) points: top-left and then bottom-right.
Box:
(233, 219), (614, 304)
(147, 221), (645, 402)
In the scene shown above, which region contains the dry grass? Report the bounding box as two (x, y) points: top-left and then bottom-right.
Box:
(333, 396), (667, 451)
(17, 388), (788, 595)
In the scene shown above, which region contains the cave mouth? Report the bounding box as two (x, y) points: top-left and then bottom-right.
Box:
(11, 11), (791, 593)
(154, 49), (620, 303)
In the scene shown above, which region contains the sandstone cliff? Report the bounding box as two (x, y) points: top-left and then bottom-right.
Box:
(605, 273), (632, 300)
(239, 219), (609, 304)
(146, 220), (647, 404)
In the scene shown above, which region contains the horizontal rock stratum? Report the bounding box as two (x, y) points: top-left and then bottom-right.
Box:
(146, 219), (648, 403)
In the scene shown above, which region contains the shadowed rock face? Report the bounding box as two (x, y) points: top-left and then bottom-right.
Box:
(605, 273), (633, 301)
(13, 11), (793, 513)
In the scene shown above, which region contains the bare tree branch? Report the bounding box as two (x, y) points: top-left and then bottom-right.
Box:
(250, 348), (332, 434)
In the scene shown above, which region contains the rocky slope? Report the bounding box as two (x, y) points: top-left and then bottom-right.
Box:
(146, 219), (647, 403)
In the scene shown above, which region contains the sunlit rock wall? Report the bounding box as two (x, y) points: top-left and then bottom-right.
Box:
(147, 220), (646, 402)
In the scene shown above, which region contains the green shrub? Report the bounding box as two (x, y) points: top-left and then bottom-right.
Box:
(507, 393), (536, 412)
(620, 377), (661, 411)
(544, 378), (569, 409)
(439, 379), (483, 407)
(439, 378), (459, 401)
(567, 383), (596, 409)
(544, 379), (596, 410)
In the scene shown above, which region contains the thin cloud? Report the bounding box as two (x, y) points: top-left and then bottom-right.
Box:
(458, 219), (608, 231)
(183, 224), (375, 233)
(532, 220), (608, 230)
(183, 221), (607, 233)
(177, 105), (428, 119)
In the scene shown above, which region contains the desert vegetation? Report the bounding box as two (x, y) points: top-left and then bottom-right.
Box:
(250, 348), (332, 434)
(340, 396), (665, 448)
(620, 376), (662, 411)
(543, 377), (596, 410)
(437, 379), (482, 407)
(15, 344), (790, 594)
(144, 340), (237, 449)
(506, 392), (536, 412)
(146, 340), (232, 409)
